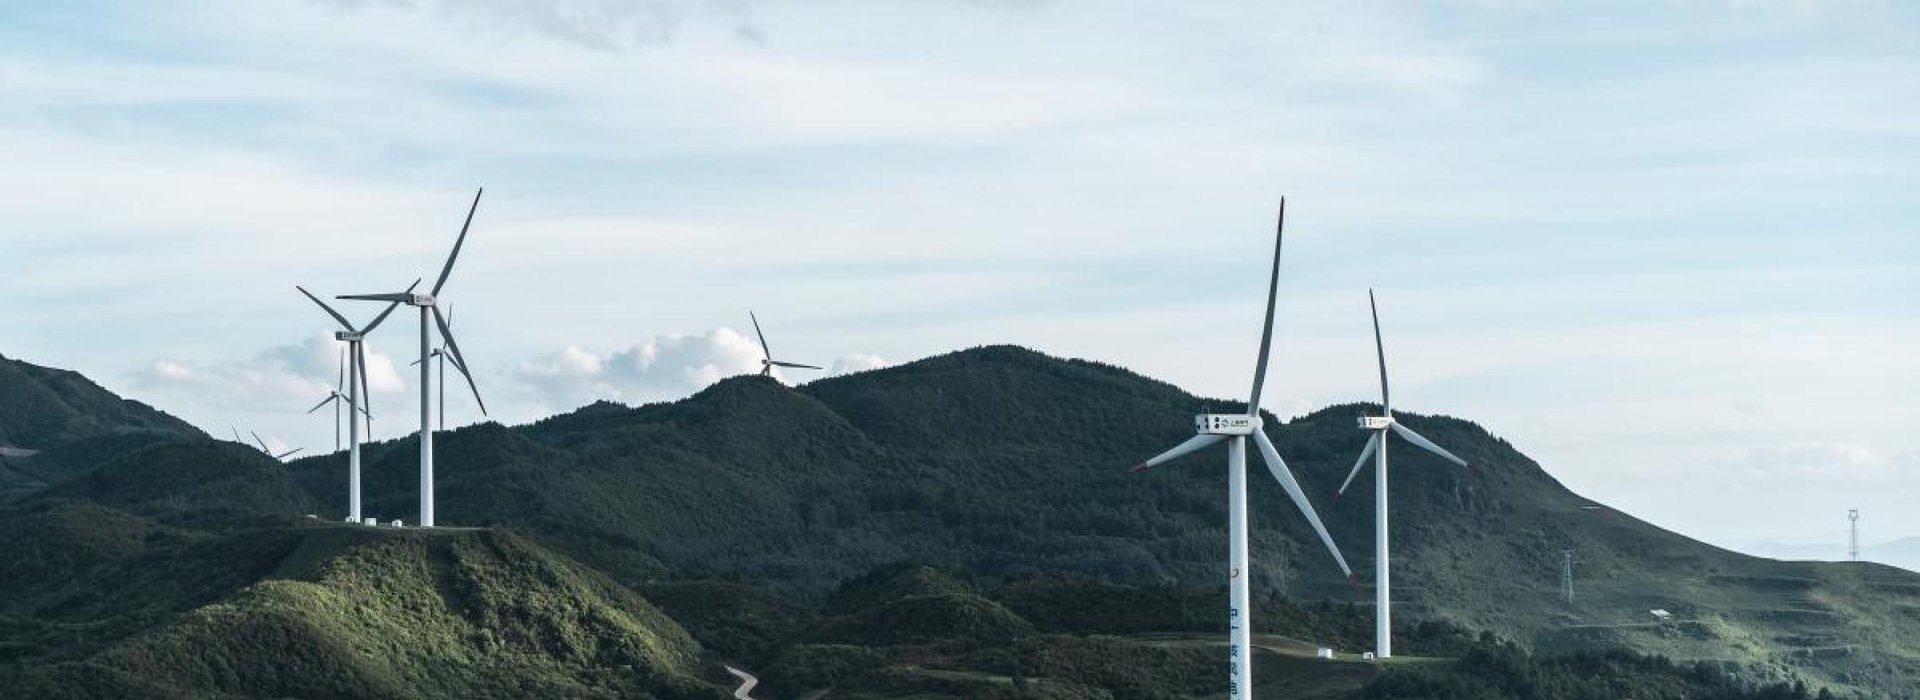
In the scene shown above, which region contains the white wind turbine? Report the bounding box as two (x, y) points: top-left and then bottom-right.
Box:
(1127, 200), (1352, 699)
(339, 188), (489, 528)
(410, 305), (459, 432)
(1334, 289), (1472, 659)
(305, 348), (372, 452)
(749, 311), (822, 378)
(297, 285), (410, 523)
(235, 427), (302, 461)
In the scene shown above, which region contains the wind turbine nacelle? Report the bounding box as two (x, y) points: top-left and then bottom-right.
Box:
(334, 332), (364, 342)
(1195, 414), (1260, 435)
(1358, 416), (1394, 430)
(406, 293), (437, 306)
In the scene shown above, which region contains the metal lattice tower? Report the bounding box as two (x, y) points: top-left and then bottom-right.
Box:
(1561, 550), (1575, 605)
(1849, 509), (1860, 562)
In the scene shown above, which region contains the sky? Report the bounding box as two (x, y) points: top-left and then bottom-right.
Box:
(0, 0), (1914, 555)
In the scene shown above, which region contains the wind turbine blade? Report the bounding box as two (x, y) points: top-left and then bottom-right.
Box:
(356, 345), (373, 420)
(250, 431), (271, 453)
(1246, 198), (1285, 415)
(1370, 289), (1390, 413)
(434, 305), (487, 416)
(338, 293), (414, 302)
(1127, 433), (1226, 472)
(307, 395), (339, 414)
(1336, 432), (1380, 498)
(1388, 421), (1469, 468)
(1252, 428), (1352, 577)
(432, 188), (483, 296)
(360, 279), (420, 334)
(296, 286), (356, 331)
(336, 347), (346, 393)
(231, 427), (244, 444)
(276, 448), (303, 459)
(767, 360), (823, 370)
(749, 311), (771, 360)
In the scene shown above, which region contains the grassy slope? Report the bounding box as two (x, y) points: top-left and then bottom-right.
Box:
(2, 517), (723, 699)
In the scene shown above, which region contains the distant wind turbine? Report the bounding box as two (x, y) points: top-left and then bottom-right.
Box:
(306, 348), (373, 451)
(297, 285), (409, 523)
(749, 311), (821, 378)
(234, 427), (302, 460)
(1127, 200), (1352, 699)
(410, 305), (459, 432)
(1334, 289), (1472, 659)
(339, 188), (489, 528)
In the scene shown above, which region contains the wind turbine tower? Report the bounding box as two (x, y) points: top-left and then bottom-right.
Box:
(411, 306), (458, 431)
(1128, 200), (1352, 699)
(1334, 289), (1474, 659)
(340, 188), (489, 528)
(297, 286), (407, 523)
(1850, 509), (1860, 561)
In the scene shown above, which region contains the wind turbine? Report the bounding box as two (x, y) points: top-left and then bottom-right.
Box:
(1334, 289), (1472, 659)
(306, 347), (377, 453)
(235, 427), (302, 460)
(296, 285), (408, 523)
(749, 311), (822, 378)
(310, 349), (349, 453)
(338, 188), (489, 528)
(409, 306), (460, 432)
(1127, 200), (1352, 699)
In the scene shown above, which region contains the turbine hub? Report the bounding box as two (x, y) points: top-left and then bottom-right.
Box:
(1194, 413), (1260, 435)
(1359, 416), (1394, 430)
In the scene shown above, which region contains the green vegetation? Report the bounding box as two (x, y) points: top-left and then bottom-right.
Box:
(3, 522), (724, 699)
(1354, 646), (1838, 700)
(0, 353), (201, 450)
(2, 345), (1916, 697)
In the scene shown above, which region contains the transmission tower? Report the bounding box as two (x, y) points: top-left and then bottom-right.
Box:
(1561, 550), (1575, 605)
(1849, 509), (1860, 562)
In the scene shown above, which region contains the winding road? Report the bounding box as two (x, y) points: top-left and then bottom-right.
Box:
(725, 666), (759, 700)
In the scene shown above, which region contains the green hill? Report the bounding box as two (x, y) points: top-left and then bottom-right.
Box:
(0, 353), (201, 451)
(0, 345), (1913, 697)
(1, 518), (723, 699)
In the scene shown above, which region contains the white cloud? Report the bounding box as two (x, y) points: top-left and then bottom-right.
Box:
(509, 327), (772, 411)
(1718, 442), (1902, 482)
(310, 0), (759, 50)
(828, 353), (889, 376)
(130, 335), (407, 413)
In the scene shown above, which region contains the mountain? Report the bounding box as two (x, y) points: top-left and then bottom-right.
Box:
(0, 354), (202, 451)
(0, 511), (724, 699)
(0, 345), (1911, 697)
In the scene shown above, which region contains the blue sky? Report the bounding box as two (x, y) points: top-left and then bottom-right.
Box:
(0, 0), (1914, 553)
